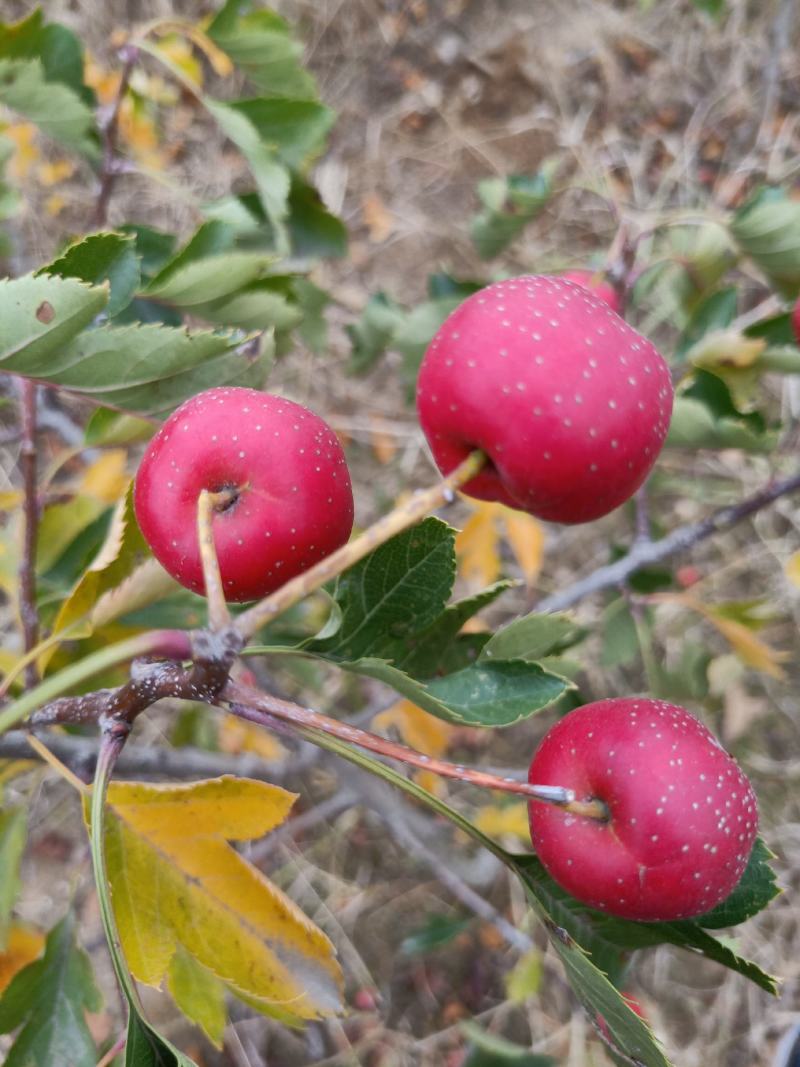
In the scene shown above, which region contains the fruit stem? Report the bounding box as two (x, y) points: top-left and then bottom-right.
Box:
(237, 450), (486, 639)
(560, 797), (609, 821)
(197, 489), (233, 631)
(224, 679), (587, 810)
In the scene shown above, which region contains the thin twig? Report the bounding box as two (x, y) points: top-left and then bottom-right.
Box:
(537, 470), (800, 614)
(237, 450), (486, 639)
(19, 379), (39, 689)
(0, 731), (293, 783)
(92, 46), (138, 228)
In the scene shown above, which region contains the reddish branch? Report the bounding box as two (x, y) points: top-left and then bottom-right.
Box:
(92, 45), (138, 229)
(19, 380), (39, 689)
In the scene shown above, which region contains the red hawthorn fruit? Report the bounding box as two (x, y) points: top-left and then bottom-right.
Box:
(134, 387), (354, 602)
(559, 268), (621, 312)
(416, 275), (673, 524)
(527, 698), (758, 921)
(792, 297), (800, 346)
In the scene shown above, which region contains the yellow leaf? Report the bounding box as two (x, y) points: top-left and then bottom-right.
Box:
(500, 508), (544, 586)
(0, 923), (45, 994)
(473, 802), (530, 842)
(84, 58), (121, 105)
(153, 34), (204, 87)
(153, 20), (234, 77)
(362, 193), (394, 242)
(4, 123), (39, 179)
(81, 451), (130, 504)
(37, 159), (75, 186)
(89, 777), (342, 1018)
(44, 194), (66, 217)
(218, 715), (287, 763)
(375, 699), (455, 757)
(704, 610), (789, 679)
(368, 418), (397, 465)
(505, 949), (543, 1002)
(786, 550), (800, 588)
(456, 501), (501, 587)
(654, 592), (789, 679)
(0, 491), (22, 510)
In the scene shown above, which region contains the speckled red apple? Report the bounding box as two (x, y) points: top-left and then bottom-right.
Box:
(559, 268), (621, 312)
(416, 275), (673, 524)
(527, 698), (758, 921)
(134, 387), (354, 602)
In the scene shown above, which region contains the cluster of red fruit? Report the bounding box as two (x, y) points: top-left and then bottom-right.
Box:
(134, 272), (758, 923)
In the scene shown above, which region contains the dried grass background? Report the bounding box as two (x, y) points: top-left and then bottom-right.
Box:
(3, 1), (800, 1065)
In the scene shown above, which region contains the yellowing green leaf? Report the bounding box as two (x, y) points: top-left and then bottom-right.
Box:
(654, 592), (790, 679)
(79, 450), (129, 504)
(505, 948), (543, 1003)
(91, 776), (342, 1019)
(166, 945), (226, 1048)
(473, 802), (530, 842)
(0, 924), (44, 994)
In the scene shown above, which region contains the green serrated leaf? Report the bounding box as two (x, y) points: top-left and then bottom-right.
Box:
(227, 98), (335, 169)
(666, 396), (778, 454)
(482, 612), (585, 662)
(41, 232), (141, 318)
(398, 581), (513, 678)
(600, 598), (640, 668)
(512, 854), (777, 995)
(0, 805), (26, 947)
(208, 4), (318, 99)
(0, 274), (108, 374)
(205, 100), (291, 256)
(287, 176), (348, 261)
(0, 10), (93, 104)
(144, 250), (272, 307)
(0, 912), (102, 1067)
(338, 656), (568, 727)
(697, 838), (780, 928)
(730, 187), (800, 297)
(400, 914), (472, 956)
(471, 172), (553, 259)
(307, 517), (456, 663)
(347, 292), (406, 374)
(462, 1023), (556, 1067)
(50, 484), (151, 642)
(194, 279), (302, 333)
(84, 407), (155, 447)
(676, 287), (738, 361)
(126, 1010), (198, 1067)
(19, 320), (263, 418)
(0, 57), (97, 155)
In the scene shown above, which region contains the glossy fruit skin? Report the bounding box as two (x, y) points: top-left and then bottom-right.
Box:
(416, 275), (673, 524)
(792, 298), (800, 346)
(527, 698), (758, 921)
(134, 387), (354, 602)
(559, 269), (621, 313)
